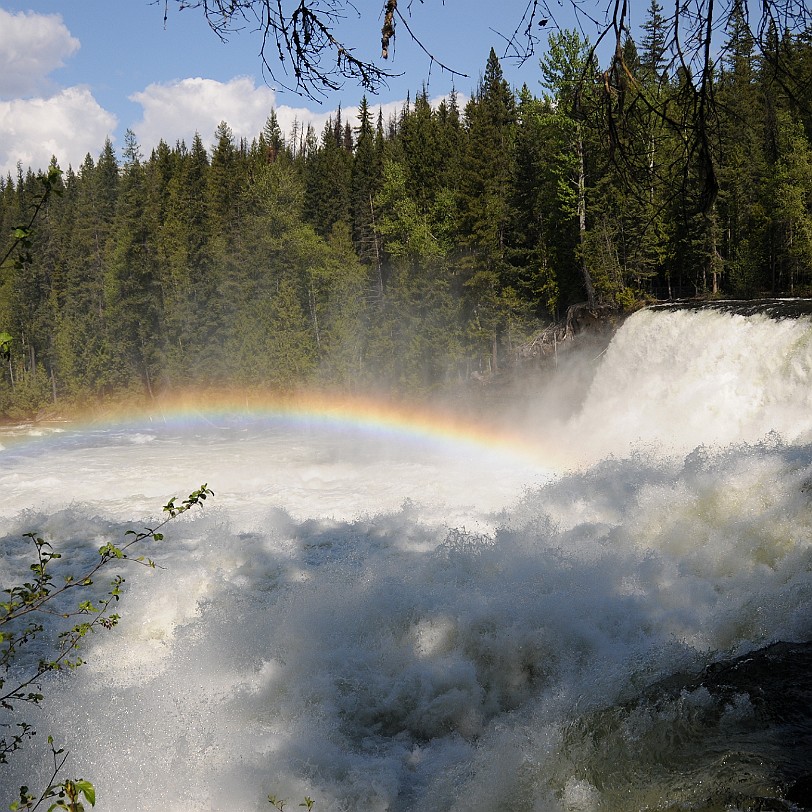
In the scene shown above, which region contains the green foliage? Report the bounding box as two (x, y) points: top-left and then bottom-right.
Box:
(0, 166), (63, 271)
(2, 36), (812, 413)
(1, 485), (213, 810)
(772, 111), (812, 293)
(0, 333), (11, 362)
(9, 738), (96, 811)
(0, 166), (64, 414)
(376, 161), (445, 261)
(267, 794), (315, 810)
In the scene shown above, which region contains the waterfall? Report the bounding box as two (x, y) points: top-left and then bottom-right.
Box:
(1, 304), (811, 811)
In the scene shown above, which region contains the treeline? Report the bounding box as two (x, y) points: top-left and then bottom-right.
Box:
(1, 4), (812, 417)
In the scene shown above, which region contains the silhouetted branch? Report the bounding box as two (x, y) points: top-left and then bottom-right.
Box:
(161, 0), (812, 198)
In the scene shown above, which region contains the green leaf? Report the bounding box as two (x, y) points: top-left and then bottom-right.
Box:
(75, 780), (95, 806)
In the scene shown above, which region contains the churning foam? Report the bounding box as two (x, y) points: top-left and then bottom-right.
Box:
(2, 305), (812, 811)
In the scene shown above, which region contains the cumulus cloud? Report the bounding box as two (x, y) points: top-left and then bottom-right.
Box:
(0, 8), (80, 98)
(129, 76), (453, 155)
(0, 8), (116, 174)
(130, 75), (392, 154)
(0, 87), (117, 176)
(131, 76), (284, 153)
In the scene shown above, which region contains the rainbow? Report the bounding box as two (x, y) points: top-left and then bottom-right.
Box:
(0, 390), (564, 470)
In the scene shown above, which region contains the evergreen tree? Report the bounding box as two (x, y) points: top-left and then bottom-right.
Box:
(262, 109), (286, 162)
(540, 30), (600, 306)
(231, 159), (321, 385)
(639, 0), (669, 80)
(208, 121), (242, 233)
(52, 143), (119, 399)
(157, 133), (222, 384)
(771, 110), (812, 294)
(511, 86), (561, 318)
(103, 129), (162, 396)
(314, 223), (369, 390)
(303, 116), (352, 237)
(400, 87), (443, 212)
(1, 166), (59, 411)
(456, 49), (525, 373)
(717, 1), (770, 295)
(373, 159), (464, 390)
(350, 96), (383, 267)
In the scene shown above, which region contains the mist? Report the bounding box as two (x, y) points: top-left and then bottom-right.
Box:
(2, 306), (811, 811)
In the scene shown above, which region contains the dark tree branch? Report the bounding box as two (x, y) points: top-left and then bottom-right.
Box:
(162, 0), (400, 100)
(161, 0), (812, 205)
(390, 3), (468, 82)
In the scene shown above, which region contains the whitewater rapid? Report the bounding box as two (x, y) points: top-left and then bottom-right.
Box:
(1, 306), (811, 811)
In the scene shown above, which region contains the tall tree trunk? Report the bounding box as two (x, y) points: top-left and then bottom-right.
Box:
(309, 283), (320, 348)
(577, 124), (596, 306)
(369, 194), (384, 303)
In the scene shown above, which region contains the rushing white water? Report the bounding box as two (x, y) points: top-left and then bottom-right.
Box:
(2, 307), (812, 811)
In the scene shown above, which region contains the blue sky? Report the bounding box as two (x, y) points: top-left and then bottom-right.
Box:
(0, 0), (617, 176)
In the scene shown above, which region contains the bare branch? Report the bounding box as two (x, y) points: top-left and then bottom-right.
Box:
(161, 0), (812, 195)
(162, 0), (401, 100)
(391, 4), (468, 82)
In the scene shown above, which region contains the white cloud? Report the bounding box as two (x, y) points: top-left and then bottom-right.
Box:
(0, 8), (80, 98)
(129, 76), (455, 155)
(0, 87), (117, 176)
(131, 76), (284, 153)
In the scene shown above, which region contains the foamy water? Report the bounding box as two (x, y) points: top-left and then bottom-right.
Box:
(2, 307), (811, 811)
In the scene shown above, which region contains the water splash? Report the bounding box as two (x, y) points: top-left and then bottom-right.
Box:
(2, 306), (811, 811)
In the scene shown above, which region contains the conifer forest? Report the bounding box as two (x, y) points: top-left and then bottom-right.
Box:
(2, 8), (812, 419)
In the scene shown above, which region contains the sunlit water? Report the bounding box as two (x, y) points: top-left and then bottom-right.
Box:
(2, 307), (812, 811)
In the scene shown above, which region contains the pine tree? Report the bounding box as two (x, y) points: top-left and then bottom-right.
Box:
(52, 143), (119, 399)
(400, 87), (444, 212)
(373, 159), (464, 390)
(262, 109), (286, 162)
(511, 86), (562, 318)
(303, 116), (352, 237)
(313, 223), (368, 389)
(771, 110), (812, 294)
(157, 133), (223, 383)
(103, 129), (162, 396)
(540, 30), (600, 306)
(717, 1), (770, 295)
(1, 166), (60, 411)
(350, 96), (382, 267)
(229, 158), (325, 387)
(639, 0), (668, 80)
(456, 49), (524, 373)
(208, 121), (241, 232)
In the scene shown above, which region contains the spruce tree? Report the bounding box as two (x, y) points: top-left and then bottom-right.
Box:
(540, 31), (600, 306)
(158, 133), (222, 384)
(52, 145), (118, 399)
(456, 49), (523, 373)
(717, 1), (770, 295)
(262, 109), (286, 162)
(103, 129), (162, 396)
(350, 96), (382, 267)
(303, 116), (352, 237)
(771, 110), (812, 294)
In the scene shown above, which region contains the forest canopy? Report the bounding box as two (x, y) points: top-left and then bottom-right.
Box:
(2, 13), (812, 419)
